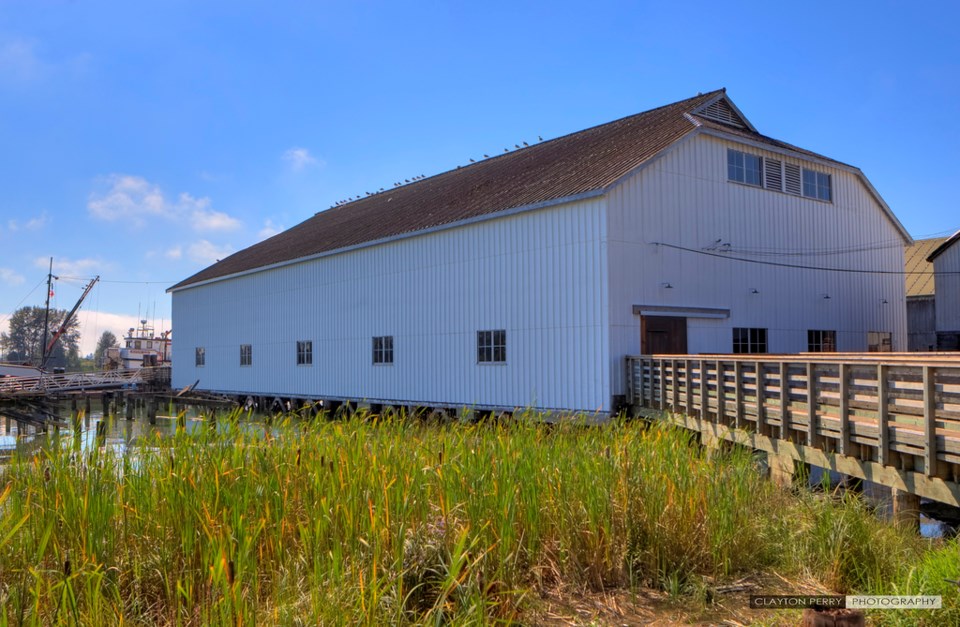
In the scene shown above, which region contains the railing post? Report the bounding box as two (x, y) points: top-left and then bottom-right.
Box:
(779, 361), (789, 440)
(716, 360), (725, 425)
(734, 360), (743, 430)
(683, 359), (693, 417)
(756, 361), (767, 436)
(877, 364), (889, 467)
(699, 359), (709, 422)
(625, 357), (635, 407)
(839, 363), (850, 456)
(924, 365), (937, 476)
(670, 359), (678, 411)
(660, 359), (667, 411)
(806, 362), (816, 447)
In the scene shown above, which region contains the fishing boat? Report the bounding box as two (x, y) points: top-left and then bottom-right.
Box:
(105, 320), (171, 370)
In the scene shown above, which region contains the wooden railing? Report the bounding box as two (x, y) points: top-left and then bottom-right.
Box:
(626, 354), (960, 483)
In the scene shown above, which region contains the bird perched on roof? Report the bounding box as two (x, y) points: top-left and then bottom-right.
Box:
(405, 179), (410, 183)
(523, 141), (529, 146)
(504, 148), (509, 152)
(469, 158), (475, 163)
(483, 154), (489, 158)
(514, 144), (520, 148)
(538, 135), (543, 141)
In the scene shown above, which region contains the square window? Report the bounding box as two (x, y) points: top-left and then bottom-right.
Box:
(240, 344), (252, 366)
(727, 149), (762, 187)
(803, 168), (832, 201)
(807, 330), (836, 352)
(732, 327), (767, 354)
(195, 347), (205, 367)
(478, 329), (506, 363)
(372, 336), (393, 364)
(297, 340), (313, 365)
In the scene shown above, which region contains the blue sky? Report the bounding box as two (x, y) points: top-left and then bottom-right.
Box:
(1, 1), (957, 356)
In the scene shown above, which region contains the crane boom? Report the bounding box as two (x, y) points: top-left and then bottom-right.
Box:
(42, 276), (99, 368)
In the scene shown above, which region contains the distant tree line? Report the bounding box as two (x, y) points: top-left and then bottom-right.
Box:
(0, 306), (81, 369)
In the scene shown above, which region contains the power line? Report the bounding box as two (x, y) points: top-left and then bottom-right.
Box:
(57, 276), (175, 285)
(652, 242), (960, 276)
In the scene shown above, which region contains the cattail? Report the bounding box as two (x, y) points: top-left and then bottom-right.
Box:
(295, 448), (301, 467)
(44, 466), (51, 482)
(64, 558), (72, 577)
(227, 560), (235, 585)
(169, 453), (175, 470)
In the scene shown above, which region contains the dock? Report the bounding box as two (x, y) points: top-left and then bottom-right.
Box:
(626, 352), (960, 528)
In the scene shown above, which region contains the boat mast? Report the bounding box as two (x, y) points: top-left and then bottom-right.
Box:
(40, 257), (53, 366)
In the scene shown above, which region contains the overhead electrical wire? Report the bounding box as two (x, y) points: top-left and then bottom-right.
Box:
(652, 242), (960, 276)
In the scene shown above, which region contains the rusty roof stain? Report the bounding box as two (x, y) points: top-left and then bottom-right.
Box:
(905, 237), (948, 297)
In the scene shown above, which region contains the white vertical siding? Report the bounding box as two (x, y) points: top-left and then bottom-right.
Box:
(172, 197), (611, 412)
(934, 244), (960, 332)
(605, 134), (908, 395)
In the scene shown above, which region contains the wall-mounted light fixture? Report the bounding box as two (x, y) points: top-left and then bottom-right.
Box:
(822, 294), (831, 300)
(880, 298), (889, 305)
(750, 288), (759, 294)
(661, 282), (673, 289)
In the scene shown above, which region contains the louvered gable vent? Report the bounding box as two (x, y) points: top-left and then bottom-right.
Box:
(764, 159), (782, 192)
(698, 98), (746, 128)
(784, 163), (802, 195)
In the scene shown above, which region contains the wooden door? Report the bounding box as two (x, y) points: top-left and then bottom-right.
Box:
(641, 316), (688, 355)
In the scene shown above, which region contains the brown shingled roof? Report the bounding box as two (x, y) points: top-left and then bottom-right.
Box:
(905, 237), (948, 297)
(171, 90), (729, 290)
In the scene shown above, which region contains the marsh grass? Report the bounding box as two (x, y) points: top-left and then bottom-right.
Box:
(0, 410), (954, 625)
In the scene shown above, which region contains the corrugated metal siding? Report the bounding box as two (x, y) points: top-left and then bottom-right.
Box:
(934, 244), (960, 332)
(605, 134), (908, 394)
(172, 198), (610, 412)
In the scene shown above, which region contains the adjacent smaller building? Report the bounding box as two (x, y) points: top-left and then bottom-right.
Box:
(904, 237), (947, 351)
(929, 231), (960, 351)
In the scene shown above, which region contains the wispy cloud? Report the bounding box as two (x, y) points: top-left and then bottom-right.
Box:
(0, 38), (44, 82)
(0, 268), (25, 286)
(0, 37), (91, 86)
(165, 246), (183, 260)
(88, 175), (241, 232)
(7, 211), (50, 232)
(188, 240), (234, 265)
(34, 256), (109, 278)
(282, 147), (323, 172)
(257, 219), (284, 241)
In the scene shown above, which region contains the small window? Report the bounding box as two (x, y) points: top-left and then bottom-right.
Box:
(240, 344), (252, 366)
(134, 340), (141, 349)
(808, 330), (837, 352)
(802, 168), (832, 201)
(867, 331), (892, 353)
(297, 340), (313, 365)
(732, 327), (767, 354)
(727, 149), (762, 186)
(195, 347), (205, 367)
(372, 336), (393, 364)
(478, 329), (506, 363)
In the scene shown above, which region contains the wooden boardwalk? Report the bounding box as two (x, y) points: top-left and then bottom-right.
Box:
(626, 353), (960, 507)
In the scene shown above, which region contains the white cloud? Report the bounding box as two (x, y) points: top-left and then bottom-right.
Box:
(165, 246), (183, 260)
(7, 211), (49, 232)
(73, 311), (169, 358)
(0, 268), (25, 286)
(188, 240), (234, 265)
(282, 147), (323, 172)
(257, 219), (284, 241)
(88, 175), (241, 232)
(34, 256), (108, 278)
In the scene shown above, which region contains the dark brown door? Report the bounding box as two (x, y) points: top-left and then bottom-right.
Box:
(641, 316), (688, 354)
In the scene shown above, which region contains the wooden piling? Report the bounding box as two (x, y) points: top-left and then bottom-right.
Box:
(148, 399), (157, 425)
(125, 397), (135, 421)
(95, 420), (107, 448)
(892, 488), (921, 532)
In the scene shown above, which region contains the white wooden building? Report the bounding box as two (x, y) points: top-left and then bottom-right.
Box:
(169, 89), (911, 414)
(929, 231), (960, 350)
